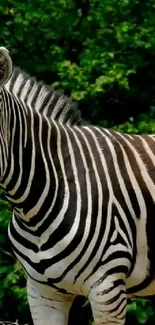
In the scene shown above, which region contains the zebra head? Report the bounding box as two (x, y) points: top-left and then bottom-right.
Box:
(0, 47), (13, 87)
(0, 47), (13, 182)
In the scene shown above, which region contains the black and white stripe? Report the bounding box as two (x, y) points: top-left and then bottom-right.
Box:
(0, 47), (155, 325)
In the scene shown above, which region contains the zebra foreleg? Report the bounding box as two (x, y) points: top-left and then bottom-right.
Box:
(89, 277), (127, 325)
(27, 280), (75, 325)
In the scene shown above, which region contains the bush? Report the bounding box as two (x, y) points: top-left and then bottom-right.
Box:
(1, 0), (155, 124)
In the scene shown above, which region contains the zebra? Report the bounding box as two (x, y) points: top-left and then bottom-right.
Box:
(0, 46), (155, 325)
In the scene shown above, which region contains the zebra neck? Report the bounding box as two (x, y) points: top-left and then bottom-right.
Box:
(0, 117), (61, 224)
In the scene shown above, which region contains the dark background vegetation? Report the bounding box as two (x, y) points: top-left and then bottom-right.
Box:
(0, 0), (155, 324)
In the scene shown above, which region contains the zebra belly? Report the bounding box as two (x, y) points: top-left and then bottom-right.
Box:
(8, 217), (91, 296)
(12, 234), (155, 298)
(9, 209), (154, 298)
(11, 244), (89, 296)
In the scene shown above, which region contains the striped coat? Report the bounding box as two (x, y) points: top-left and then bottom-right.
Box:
(0, 47), (155, 325)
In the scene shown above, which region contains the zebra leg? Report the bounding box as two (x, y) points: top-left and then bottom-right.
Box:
(89, 277), (127, 325)
(27, 280), (75, 325)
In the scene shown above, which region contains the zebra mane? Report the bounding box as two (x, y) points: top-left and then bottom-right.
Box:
(5, 66), (82, 126)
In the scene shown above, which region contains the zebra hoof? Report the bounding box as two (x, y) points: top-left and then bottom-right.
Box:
(0, 47), (13, 86)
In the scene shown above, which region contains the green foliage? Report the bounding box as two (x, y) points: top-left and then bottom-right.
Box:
(1, 0), (155, 124)
(114, 107), (155, 134)
(127, 298), (155, 325)
(0, 0), (155, 324)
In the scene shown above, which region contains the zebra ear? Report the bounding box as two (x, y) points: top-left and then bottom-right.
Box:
(0, 47), (13, 87)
